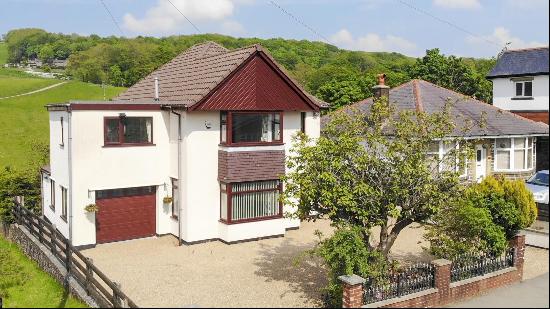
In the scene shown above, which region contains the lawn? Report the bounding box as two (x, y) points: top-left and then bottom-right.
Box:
(0, 234), (88, 308)
(0, 79), (125, 169)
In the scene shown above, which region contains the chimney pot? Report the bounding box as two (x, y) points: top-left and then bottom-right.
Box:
(373, 73), (390, 100)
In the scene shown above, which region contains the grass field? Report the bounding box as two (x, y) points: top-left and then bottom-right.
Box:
(0, 42), (7, 65)
(0, 76), (60, 98)
(0, 234), (88, 308)
(0, 77), (125, 169)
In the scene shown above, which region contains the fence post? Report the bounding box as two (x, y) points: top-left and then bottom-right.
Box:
(38, 218), (43, 244)
(85, 258), (94, 296)
(113, 282), (122, 308)
(338, 274), (366, 308)
(431, 259), (452, 306)
(50, 224), (57, 254)
(64, 239), (71, 274)
(509, 233), (526, 281)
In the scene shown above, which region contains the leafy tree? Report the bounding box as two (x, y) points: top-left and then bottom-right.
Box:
(282, 97), (470, 258)
(38, 44), (55, 64)
(408, 48), (494, 103)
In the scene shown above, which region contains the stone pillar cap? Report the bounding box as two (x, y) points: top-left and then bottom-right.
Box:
(431, 259), (452, 267)
(338, 274), (366, 285)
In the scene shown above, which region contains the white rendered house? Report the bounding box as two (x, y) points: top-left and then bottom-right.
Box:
(487, 47), (549, 171)
(40, 42), (326, 248)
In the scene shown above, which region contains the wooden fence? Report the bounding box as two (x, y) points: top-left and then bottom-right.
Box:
(12, 200), (138, 308)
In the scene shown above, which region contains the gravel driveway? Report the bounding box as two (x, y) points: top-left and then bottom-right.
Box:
(82, 221), (548, 307)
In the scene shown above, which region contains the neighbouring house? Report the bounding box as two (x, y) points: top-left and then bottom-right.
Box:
(487, 47), (549, 171)
(40, 42), (326, 248)
(326, 78), (549, 183)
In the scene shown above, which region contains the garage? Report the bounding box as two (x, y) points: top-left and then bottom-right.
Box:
(95, 186), (157, 244)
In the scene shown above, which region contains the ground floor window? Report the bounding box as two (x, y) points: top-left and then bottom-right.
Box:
(494, 137), (535, 171)
(61, 186), (68, 221)
(426, 141), (467, 177)
(220, 180), (282, 224)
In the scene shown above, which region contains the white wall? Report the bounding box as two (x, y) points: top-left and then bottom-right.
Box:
(492, 75), (549, 111)
(45, 111), (70, 238)
(69, 110), (173, 246)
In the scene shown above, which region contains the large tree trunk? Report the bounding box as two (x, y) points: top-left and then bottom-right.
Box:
(377, 218), (413, 257)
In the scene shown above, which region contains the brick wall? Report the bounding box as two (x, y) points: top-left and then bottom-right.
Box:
(218, 150), (285, 183)
(342, 234), (526, 308)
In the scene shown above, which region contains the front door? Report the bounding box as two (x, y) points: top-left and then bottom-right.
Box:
(475, 145), (486, 182)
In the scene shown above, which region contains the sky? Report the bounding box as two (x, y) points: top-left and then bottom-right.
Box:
(1, 0), (548, 58)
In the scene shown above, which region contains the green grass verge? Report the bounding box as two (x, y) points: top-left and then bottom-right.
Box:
(0, 80), (126, 169)
(0, 234), (88, 308)
(0, 76), (61, 98)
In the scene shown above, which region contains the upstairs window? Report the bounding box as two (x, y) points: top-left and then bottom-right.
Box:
(104, 116), (153, 146)
(514, 80), (533, 98)
(220, 112), (282, 146)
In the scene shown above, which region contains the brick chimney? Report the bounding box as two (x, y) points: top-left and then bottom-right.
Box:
(373, 73), (390, 99)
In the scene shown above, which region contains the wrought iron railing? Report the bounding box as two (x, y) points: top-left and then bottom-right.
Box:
(363, 262), (435, 304)
(450, 248), (515, 283)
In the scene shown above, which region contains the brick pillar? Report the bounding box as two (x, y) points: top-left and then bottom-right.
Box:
(431, 259), (452, 306)
(509, 233), (526, 281)
(338, 274), (366, 308)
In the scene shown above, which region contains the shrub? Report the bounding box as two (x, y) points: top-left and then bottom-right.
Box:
(0, 167), (41, 223)
(502, 178), (537, 229)
(307, 227), (390, 307)
(426, 198), (507, 259)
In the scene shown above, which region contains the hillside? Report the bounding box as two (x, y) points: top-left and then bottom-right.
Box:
(3, 28), (495, 107)
(0, 76), (125, 169)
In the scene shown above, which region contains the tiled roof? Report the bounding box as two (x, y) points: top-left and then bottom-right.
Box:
(325, 79), (548, 138)
(117, 41), (327, 108)
(487, 47), (549, 78)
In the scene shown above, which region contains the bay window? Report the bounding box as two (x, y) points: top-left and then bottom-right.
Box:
(220, 180), (282, 224)
(495, 137), (534, 171)
(220, 111), (282, 145)
(104, 116), (153, 146)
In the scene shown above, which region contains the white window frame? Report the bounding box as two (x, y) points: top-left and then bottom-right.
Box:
(493, 137), (535, 172)
(513, 80), (533, 98)
(428, 140), (467, 178)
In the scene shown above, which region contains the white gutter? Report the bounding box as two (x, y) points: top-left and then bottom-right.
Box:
(68, 110), (73, 244)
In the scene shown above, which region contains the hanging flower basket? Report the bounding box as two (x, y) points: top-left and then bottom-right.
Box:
(85, 204), (99, 213)
(163, 196), (173, 204)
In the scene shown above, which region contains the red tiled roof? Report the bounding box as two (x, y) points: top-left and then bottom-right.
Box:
(117, 41), (327, 109)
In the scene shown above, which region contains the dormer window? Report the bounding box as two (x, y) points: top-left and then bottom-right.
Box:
(513, 78), (533, 99)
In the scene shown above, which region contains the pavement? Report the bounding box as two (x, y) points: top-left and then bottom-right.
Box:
(448, 273), (549, 308)
(524, 220), (549, 249)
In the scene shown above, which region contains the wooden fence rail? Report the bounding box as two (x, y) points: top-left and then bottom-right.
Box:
(12, 200), (138, 308)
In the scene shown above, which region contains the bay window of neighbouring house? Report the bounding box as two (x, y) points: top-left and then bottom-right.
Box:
(495, 137), (535, 171)
(220, 180), (282, 223)
(104, 116), (153, 146)
(220, 112), (282, 145)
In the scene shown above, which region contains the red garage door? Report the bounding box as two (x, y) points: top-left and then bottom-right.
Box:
(96, 186), (156, 244)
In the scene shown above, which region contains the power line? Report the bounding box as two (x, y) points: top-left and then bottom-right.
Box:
(394, 0), (501, 47)
(165, 0), (201, 33)
(98, 0), (125, 37)
(268, 0), (333, 45)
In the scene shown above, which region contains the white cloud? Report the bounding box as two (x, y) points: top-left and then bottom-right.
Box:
(123, 0), (247, 34)
(433, 0), (481, 9)
(330, 29), (417, 55)
(466, 27), (547, 50)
